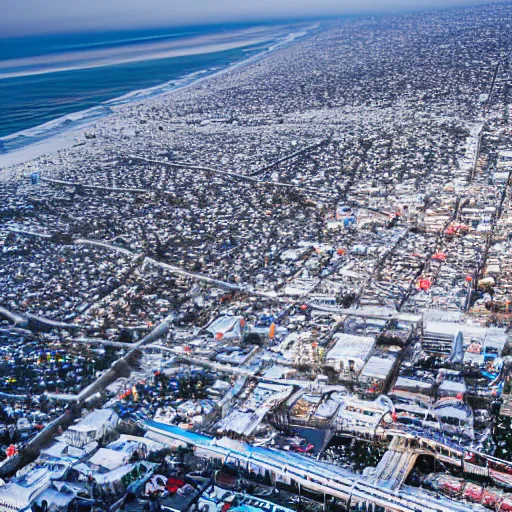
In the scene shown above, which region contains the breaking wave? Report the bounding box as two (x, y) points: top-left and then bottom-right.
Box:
(0, 24), (314, 155)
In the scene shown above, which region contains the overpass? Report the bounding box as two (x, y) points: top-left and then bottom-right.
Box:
(144, 420), (480, 512)
(372, 425), (512, 490)
(368, 436), (418, 490)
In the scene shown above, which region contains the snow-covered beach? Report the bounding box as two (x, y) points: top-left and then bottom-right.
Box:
(0, 24), (312, 172)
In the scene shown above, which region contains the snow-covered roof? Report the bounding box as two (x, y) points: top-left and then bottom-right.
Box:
(94, 463), (136, 484)
(434, 405), (469, 420)
(360, 356), (395, 380)
(424, 321), (461, 337)
(439, 380), (466, 393)
(206, 315), (244, 337)
(35, 486), (75, 509)
(263, 365), (289, 379)
(68, 408), (117, 433)
(88, 448), (127, 471)
(0, 467), (52, 510)
(393, 376), (433, 390)
(40, 441), (87, 461)
(326, 334), (375, 363)
(94, 461), (157, 485)
(115, 434), (165, 453)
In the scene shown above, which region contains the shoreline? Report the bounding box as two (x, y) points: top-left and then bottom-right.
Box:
(0, 24), (316, 172)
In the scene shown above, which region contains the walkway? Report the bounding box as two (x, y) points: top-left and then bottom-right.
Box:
(371, 437), (418, 490)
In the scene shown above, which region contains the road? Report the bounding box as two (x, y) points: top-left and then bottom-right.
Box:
(145, 420), (480, 512)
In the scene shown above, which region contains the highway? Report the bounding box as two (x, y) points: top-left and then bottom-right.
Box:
(145, 420), (481, 512)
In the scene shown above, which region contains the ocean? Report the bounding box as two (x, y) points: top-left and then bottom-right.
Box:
(0, 22), (312, 153)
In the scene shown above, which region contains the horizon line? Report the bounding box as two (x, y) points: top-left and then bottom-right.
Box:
(0, 0), (500, 39)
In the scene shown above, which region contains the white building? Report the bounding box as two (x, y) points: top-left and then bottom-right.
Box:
(0, 467), (52, 512)
(325, 333), (376, 377)
(63, 408), (118, 448)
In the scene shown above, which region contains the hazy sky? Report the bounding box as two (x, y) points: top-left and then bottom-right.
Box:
(1, 0), (492, 37)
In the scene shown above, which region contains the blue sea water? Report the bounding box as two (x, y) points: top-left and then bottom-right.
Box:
(0, 23), (311, 152)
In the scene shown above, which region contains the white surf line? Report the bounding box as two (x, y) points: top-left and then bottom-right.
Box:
(0, 27), (313, 172)
(0, 37), (270, 80)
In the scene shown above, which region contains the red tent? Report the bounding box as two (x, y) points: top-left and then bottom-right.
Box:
(481, 489), (501, 508)
(417, 279), (432, 291)
(462, 482), (483, 502)
(6, 445), (17, 458)
(166, 476), (185, 494)
(500, 497), (512, 512)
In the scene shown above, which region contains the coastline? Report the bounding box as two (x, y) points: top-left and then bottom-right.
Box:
(0, 24), (316, 172)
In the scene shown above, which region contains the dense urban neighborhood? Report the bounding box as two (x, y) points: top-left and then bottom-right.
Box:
(3, 2), (512, 511)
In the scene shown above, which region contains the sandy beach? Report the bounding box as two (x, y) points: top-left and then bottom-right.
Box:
(0, 25), (311, 175)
